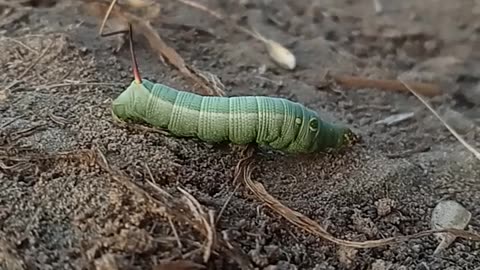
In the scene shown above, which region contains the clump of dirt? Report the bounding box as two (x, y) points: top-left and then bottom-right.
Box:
(1, 0), (479, 269)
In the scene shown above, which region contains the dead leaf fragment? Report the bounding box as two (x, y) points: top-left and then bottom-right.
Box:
(375, 112), (414, 126)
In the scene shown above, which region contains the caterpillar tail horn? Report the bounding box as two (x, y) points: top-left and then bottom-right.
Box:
(128, 23), (142, 84)
(111, 23), (148, 121)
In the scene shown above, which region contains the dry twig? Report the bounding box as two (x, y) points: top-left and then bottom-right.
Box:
(0, 37), (38, 54)
(178, 187), (215, 263)
(175, 0), (257, 39)
(215, 182), (241, 225)
(18, 39), (54, 79)
(175, 0), (296, 70)
(82, 0), (225, 96)
(37, 81), (124, 90)
(328, 74), (442, 97)
(399, 80), (480, 161)
(236, 147), (480, 249)
(95, 149), (253, 270)
(168, 217), (183, 249)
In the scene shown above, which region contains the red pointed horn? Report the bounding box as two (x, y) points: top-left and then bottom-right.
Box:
(128, 23), (141, 84)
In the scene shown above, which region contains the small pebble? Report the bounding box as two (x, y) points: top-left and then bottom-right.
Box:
(313, 262), (335, 270)
(371, 259), (388, 270)
(249, 249), (269, 267)
(431, 200), (472, 255)
(424, 40), (439, 54)
(375, 198), (396, 216)
(412, 244), (422, 253)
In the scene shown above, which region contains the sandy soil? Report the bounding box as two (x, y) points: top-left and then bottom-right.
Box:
(1, 0), (479, 269)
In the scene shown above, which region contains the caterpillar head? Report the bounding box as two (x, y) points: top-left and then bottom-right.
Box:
(300, 114), (360, 153)
(321, 125), (360, 151)
(339, 127), (361, 147)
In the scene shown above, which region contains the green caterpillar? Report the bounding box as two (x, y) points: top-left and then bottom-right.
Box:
(111, 25), (360, 154)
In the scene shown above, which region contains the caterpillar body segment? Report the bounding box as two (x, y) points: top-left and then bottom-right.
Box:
(112, 79), (359, 153)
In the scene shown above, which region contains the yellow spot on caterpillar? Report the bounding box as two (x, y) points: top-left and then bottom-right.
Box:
(343, 130), (360, 146)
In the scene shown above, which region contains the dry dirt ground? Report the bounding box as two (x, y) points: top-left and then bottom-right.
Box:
(1, 0), (480, 269)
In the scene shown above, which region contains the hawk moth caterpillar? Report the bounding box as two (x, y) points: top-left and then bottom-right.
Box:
(110, 24), (360, 154)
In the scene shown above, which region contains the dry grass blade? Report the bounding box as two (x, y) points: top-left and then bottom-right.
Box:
(178, 187), (215, 263)
(168, 217), (183, 249)
(82, 0), (225, 97)
(175, 0), (252, 39)
(176, 0), (296, 70)
(0, 37), (38, 54)
(329, 74), (442, 97)
(95, 149), (253, 270)
(216, 182), (240, 225)
(236, 152), (480, 248)
(175, 0), (225, 20)
(36, 81), (125, 89)
(98, 0), (118, 35)
(18, 39), (54, 79)
(399, 80), (480, 161)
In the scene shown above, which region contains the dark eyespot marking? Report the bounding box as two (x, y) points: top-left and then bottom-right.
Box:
(309, 118), (318, 131)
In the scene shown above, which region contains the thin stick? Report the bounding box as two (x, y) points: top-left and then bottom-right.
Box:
(0, 37), (38, 54)
(174, 0), (258, 40)
(215, 183), (240, 225)
(236, 150), (480, 249)
(18, 40), (54, 79)
(0, 115), (22, 129)
(98, 0), (119, 36)
(399, 80), (480, 161)
(177, 187), (215, 263)
(168, 217), (183, 249)
(144, 162), (183, 249)
(37, 82), (125, 89)
(86, 0), (225, 96)
(205, 210), (215, 262)
(331, 74), (442, 97)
